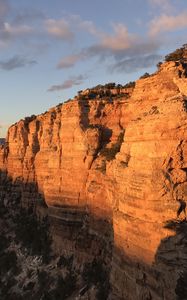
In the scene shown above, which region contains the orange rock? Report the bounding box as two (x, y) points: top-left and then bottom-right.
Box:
(1, 60), (187, 299)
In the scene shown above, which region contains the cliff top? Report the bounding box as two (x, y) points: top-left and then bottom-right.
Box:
(6, 46), (187, 136)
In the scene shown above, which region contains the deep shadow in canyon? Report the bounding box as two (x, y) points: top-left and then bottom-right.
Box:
(110, 217), (187, 300)
(0, 170), (113, 300)
(2, 167), (187, 300)
(155, 219), (187, 300)
(1, 169), (187, 300)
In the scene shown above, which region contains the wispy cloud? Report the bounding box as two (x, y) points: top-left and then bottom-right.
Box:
(48, 17), (134, 53)
(57, 23), (137, 69)
(48, 75), (87, 92)
(0, 55), (37, 70)
(149, 12), (187, 36)
(66, 14), (99, 36)
(57, 20), (161, 73)
(45, 18), (74, 40)
(0, 1), (35, 45)
(111, 54), (162, 73)
(0, 7), (180, 76)
(0, 0), (10, 17)
(3, 22), (32, 36)
(12, 9), (45, 25)
(100, 23), (133, 51)
(148, 0), (173, 11)
(0, 22), (33, 46)
(57, 54), (84, 69)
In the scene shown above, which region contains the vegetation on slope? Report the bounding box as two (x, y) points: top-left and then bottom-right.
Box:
(0, 185), (111, 299)
(165, 44), (187, 62)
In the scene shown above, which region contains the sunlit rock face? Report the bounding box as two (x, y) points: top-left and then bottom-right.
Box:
(1, 61), (187, 299)
(109, 61), (187, 299)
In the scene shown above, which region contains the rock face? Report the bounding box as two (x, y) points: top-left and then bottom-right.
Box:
(1, 61), (187, 299)
(110, 61), (187, 299)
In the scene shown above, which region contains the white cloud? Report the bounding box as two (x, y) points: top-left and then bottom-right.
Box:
(0, 5), (44, 48)
(149, 12), (187, 36)
(3, 22), (32, 35)
(44, 15), (133, 52)
(57, 20), (161, 73)
(100, 23), (133, 51)
(0, 1), (34, 45)
(67, 14), (99, 36)
(57, 22), (136, 69)
(0, 22), (33, 46)
(45, 18), (74, 40)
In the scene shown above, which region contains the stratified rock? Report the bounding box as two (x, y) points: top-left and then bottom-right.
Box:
(1, 60), (187, 299)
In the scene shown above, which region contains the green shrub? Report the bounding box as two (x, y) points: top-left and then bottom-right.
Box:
(165, 48), (184, 62)
(88, 92), (97, 99)
(104, 82), (116, 89)
(157, 61), (163, 69)
(165, 44), (187, 62)
(123, 81), (135, 88)
(140, 72), (150, 79)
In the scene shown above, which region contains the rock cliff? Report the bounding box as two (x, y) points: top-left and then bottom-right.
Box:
(1, 60), (187, 299)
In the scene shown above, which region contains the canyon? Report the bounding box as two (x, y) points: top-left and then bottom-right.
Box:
(1, 60), (187, 299)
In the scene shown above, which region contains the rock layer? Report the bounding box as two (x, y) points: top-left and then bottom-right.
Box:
(1, 61), (187, 299)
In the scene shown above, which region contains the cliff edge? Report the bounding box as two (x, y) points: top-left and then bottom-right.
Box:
(1, 60), (187, 299)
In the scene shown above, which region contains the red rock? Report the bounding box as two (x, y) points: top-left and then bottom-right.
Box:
(1, 60), (187, 299)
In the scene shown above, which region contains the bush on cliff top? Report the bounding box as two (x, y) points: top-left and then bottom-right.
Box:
(123, 81), (135, 88)
(165, 44), (187, 62)
(139, 72), (150, 79)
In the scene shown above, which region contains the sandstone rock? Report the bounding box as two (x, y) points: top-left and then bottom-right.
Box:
(1, 60), (187, 299)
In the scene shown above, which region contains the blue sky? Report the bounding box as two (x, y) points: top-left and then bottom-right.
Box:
(1, 0), (187, 137)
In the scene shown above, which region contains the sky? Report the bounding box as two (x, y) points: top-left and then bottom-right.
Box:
(1, 0), (187, 137)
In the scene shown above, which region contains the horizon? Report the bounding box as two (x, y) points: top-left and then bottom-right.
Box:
(1, 0), (187, 137)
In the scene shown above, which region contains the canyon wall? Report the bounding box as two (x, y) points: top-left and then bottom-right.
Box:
(1, 61), (187, 299)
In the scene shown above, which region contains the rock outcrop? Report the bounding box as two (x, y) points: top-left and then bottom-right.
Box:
(1, 60), (187, 299)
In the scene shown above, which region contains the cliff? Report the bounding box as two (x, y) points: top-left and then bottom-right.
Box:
(1, 60), (187, 299)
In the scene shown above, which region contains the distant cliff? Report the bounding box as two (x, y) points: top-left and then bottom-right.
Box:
(1, 60), (187, 299)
